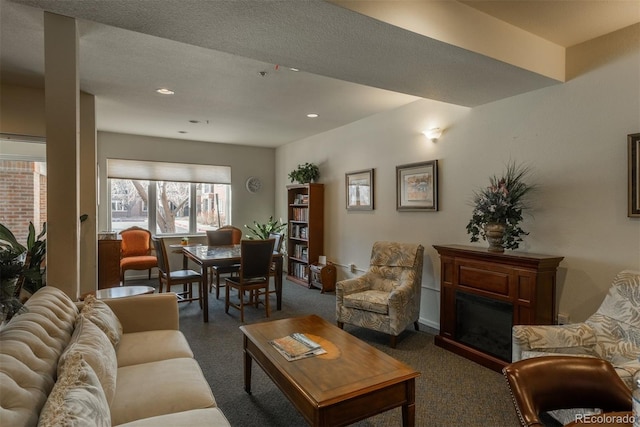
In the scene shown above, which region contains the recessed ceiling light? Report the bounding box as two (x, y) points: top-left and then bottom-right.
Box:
(289, 68), (300, 72)
(306, 113), (319, 118)
(156, 88), (175, 95)
(178, 130), (187, 134)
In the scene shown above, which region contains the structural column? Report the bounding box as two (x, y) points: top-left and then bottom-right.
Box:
(44, 12), (80, 298)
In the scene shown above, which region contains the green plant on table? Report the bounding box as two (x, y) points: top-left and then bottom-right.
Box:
(245, 216), (287, 240)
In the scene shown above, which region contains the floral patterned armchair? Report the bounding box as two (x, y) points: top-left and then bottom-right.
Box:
(336, 241), (424, 348)
(512, 270), (640, 424)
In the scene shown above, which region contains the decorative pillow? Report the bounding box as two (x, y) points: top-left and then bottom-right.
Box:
(81, 294), (123, 347)
(59, 316), (118, 405)
(38, 352), (111, 427)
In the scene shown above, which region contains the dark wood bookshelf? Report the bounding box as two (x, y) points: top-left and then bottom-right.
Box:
(286, 184), (324, 287)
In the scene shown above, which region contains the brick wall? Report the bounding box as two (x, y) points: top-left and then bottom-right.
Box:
(0, 160), (47, 244)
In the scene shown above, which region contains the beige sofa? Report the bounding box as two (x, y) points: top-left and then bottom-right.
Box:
(0, 286), (230, 426)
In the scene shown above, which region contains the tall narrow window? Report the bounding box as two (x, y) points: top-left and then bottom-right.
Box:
(0, 134), (47, 243)
(110, 179), (150, 233)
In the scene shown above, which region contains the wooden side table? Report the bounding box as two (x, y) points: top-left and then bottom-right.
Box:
(309, 263), (337, 293)
(98, 239), (121, 289)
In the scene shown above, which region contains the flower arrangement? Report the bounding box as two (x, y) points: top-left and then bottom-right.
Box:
(466, 162), (535, 251)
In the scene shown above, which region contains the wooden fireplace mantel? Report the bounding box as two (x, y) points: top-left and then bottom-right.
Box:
(433, 244), (564, 372)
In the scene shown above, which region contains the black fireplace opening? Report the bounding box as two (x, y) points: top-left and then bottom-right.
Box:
(455, 291), (513, 362)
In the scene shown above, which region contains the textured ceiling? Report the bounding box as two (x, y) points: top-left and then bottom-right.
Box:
(1, 0), (638, 147)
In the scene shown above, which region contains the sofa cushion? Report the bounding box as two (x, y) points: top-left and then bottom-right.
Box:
(81, 294), (123, 347)
(37, 353), (111, 427)
(344, 290), (390, 314)
(59, 316), (118, 405)
(111, 358), (216, 425)
(115, 408), (230, 427)
(116, 330), (193, 367)
(0, 286), (78, 427)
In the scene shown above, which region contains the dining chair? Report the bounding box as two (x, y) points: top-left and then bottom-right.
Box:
(152, 236), (202, 305)
(119, 226), (157, 285)
(217, 225), (242, 244)
(224, 239), (275, 322)
(253, 233), (283, 304)
(205, 229), (240, 298)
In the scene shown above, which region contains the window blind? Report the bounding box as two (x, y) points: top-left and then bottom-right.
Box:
(107, 159), (231, 184)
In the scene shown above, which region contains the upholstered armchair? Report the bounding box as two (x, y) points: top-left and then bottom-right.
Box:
(511, 270), (640, 424)
(336, 241), (424, 348)
(120, 226), (157, 285)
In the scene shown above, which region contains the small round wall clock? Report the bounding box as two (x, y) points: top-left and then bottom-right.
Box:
(245, 176), (262, 193)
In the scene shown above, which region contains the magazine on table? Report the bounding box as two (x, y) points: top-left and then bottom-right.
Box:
(270, 333), (326, 361)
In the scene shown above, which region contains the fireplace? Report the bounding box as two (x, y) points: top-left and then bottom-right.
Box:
(455, 291), (513, 362)
(433, 245), (563, 371)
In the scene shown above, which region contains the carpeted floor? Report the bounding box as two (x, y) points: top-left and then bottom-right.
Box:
(129, 277), (521, 426)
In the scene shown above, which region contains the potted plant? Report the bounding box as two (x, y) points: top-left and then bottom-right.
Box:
(245, 216), (287, 240)
(288, 162), (319, 184)
(466, 162), (535, 252)
(0, 222), (46, 321)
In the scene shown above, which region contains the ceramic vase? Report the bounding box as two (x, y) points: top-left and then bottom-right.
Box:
(484, 223), (506, 253)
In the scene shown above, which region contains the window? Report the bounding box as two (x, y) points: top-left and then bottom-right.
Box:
(107, 160), (232, 235)
(0, 134), (46, 243)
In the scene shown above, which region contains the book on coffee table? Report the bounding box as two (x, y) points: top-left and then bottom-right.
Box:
(270, 333), (327, 361)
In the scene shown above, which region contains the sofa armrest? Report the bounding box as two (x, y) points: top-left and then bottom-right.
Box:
(512, 323), (596, 362)
(104, 293), (179, 333)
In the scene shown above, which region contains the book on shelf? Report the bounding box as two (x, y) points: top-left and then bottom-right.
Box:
(290, 261), (309, 280)
(293, 194), (309, 205)
(291, 207), (308, 221)
(293, 243), (308, 260)
(289, 224), (308, 239)
(270, 333), (326, 361)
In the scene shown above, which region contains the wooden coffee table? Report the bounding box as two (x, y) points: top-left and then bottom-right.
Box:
(239, 315), (420, 427)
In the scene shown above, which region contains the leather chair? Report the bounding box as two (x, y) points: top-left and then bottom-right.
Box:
(511, 270), (640, 424)
(336, 241), (424, 348)
(205, 229), (239, 298)
(502, 356), (632, 427)
(152, 236), (202, 305)
(119, 226), (157, 285)
(224, 239), (275, 322)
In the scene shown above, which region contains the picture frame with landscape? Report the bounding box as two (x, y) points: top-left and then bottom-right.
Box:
(396, 160), (438, 211)
(346, 169), (374, 210)
(629, 133), (640, 217)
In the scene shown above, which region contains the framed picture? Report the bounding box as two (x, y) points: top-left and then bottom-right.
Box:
(629, 133), (640, 217)
(396, 160), (438, 211)
(346, 169), (374, 210)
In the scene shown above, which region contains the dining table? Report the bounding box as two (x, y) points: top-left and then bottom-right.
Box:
(182, 244), (283, 322)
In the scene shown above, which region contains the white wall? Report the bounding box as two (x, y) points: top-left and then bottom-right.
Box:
(275, 24), (640, 327)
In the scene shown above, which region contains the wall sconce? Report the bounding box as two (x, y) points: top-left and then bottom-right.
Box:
(423, 128), (443, 142)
